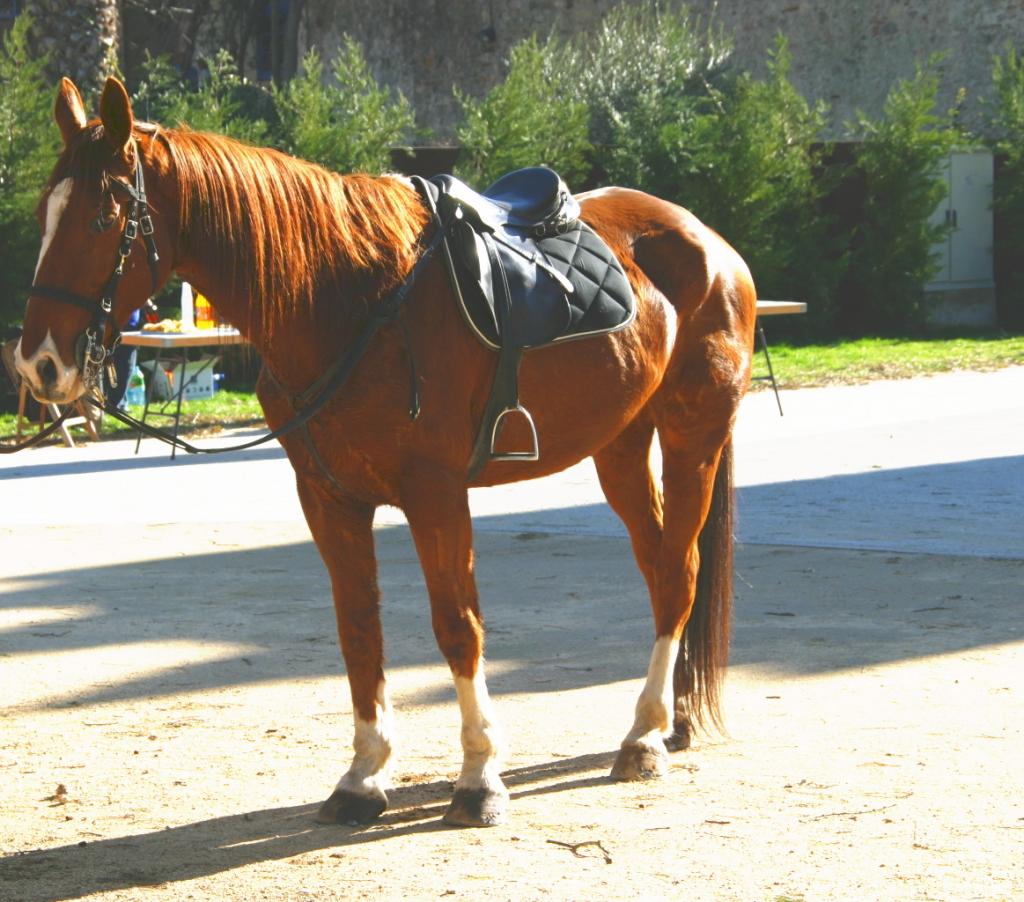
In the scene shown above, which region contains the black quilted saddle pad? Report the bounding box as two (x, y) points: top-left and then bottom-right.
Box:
(456, 219), (637, 350)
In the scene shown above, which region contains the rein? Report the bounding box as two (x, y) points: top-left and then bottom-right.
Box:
(0, 406), (75, 454)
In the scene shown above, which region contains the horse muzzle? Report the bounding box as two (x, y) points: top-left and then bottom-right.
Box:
(13, 334), (85, 404)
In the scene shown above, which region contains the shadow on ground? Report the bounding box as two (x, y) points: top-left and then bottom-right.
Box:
(3, 458), (1022, 710)
(0, 751), (617, 901)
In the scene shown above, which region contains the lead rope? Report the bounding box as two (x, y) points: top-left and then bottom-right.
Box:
(0, 406), (74, 454)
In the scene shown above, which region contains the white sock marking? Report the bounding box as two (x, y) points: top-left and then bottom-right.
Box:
(623, 635), (679, 747)
(453, 665), (505, 793)
(336, 681), (394, 796)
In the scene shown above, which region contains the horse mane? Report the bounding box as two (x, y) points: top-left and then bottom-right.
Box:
(155, 128), (430, 335)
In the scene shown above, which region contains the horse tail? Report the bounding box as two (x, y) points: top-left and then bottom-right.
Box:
(674, 437), (735, 733)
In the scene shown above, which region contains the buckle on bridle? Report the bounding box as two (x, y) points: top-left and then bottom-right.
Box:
(85, 331), (107, 366)
(124, 218), (139, 241)
(139, 213), (154, 236)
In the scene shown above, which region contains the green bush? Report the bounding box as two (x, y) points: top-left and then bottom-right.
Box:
(568, 0), (732, 189)
(567, 8), (837, 335)
(986, 46), (1024, 329)
(455, 35), (592, 189)
(837, 58), (961, 334)
(0, 15), (59, 331)
(272, 38), (414, 174)
(666, 38), (839, 336)
(132, 50), (271, 145)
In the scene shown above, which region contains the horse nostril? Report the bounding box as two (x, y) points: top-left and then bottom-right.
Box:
(37, 357), (58, 387)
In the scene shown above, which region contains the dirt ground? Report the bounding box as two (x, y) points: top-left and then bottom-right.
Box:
(1, 520), (1022, 902)
(2, 370), (1022, 901)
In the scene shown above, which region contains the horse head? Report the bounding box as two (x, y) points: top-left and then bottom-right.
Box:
(15, 76), (175, 404)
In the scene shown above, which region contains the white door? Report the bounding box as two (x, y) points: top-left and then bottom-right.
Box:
(948, 152), (993, 285)
(926, 151), (994, 290)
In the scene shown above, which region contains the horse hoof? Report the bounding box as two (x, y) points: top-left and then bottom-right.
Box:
(442, 787), (509, 827)
(665, 716), (692, 752)
(315, 787), (387, 825)
(610, 742), (668, 781)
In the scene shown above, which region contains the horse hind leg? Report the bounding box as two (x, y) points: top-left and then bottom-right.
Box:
(595, 404), (737, 780)
(593, 413), (675, 778)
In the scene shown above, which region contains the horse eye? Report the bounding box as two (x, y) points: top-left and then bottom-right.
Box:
(90, 213), (116, 234)
(90, 196), (120, 234)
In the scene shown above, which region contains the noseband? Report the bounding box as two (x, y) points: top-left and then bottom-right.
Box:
(29, 141), (161, 395)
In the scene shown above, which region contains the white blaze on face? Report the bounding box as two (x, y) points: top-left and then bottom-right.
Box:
(34, 178), (73, 281)
(16, 178), (82, 402)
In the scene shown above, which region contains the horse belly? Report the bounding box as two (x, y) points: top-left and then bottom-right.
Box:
(472, 291), (671, 487)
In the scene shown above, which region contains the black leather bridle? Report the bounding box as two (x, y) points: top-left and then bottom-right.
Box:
(29, 140), (161, 396)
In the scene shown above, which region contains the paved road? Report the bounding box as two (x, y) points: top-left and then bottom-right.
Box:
(3, 367), (1021, 558)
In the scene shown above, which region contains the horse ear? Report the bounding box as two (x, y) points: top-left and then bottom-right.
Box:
(99, 77), (134, 154)
(54, 77), (87, 146)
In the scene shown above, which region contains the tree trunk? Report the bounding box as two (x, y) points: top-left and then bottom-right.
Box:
(281, 0), (305, 83)
(24, 0), (121, 103)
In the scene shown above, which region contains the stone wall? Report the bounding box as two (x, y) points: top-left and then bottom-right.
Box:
(308, 0), (1024, 142)
(692, 0), (1022, 140)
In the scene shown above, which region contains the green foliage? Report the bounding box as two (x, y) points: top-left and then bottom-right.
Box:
(567, 0), (732, 186)
(272, 39), (413, 173)
(838, 58), (961, 334)
(132, 50), (271, 145)
(0, 15), (59, 330)
(455, 35), (592, 189)
(986, 46), (1024, 329)
(666, 38), (839, 334)
(568, 11), (837, 334)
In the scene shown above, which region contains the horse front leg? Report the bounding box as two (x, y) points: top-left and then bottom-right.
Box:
(293, 477), (393, 824)
(401, 472), (509, 827)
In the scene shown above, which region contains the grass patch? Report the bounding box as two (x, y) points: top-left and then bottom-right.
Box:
(0, 390), (264, 446)
(753, 333), (1024, 388)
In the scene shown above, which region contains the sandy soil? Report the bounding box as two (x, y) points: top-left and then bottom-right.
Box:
(2, 517), (1022, 902)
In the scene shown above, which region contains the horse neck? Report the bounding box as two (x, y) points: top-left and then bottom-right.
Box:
(162, 137), (428, 389)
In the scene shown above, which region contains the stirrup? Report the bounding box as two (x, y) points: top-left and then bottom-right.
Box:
(489, 404), (539, 462)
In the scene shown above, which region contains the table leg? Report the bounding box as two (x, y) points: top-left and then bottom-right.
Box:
(169, 351), (189, 461)
(757, 323), (784, 417)
(135, 349), (158, 455)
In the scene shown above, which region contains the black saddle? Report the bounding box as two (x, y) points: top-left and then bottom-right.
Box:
(416, 168), (636, 479)
(438, 166), (576, 234)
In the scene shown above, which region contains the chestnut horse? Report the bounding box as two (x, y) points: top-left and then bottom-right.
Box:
(16, 77), (756, 827)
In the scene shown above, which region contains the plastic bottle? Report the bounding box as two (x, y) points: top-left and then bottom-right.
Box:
(194, 292), (215, 329)
(125, 364), (146, 407)
(180, 281), (194, 330)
